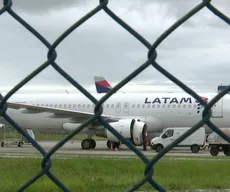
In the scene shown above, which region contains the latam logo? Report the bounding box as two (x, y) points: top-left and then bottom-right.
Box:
(195, 96), (208, 114)
(144, 97), (192, 104)
(144, 96), (208, 114)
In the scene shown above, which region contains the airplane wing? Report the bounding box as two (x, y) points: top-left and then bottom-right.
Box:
(5, 102), (120, 123)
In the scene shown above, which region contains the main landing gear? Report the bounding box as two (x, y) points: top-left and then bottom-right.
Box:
(81, 138), (96, 150)
(81, 139), (121, 150)
(106, 140), (120, 149)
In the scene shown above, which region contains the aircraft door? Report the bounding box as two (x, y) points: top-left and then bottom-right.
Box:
(211, 97), (223, 118)
(115, 102), (121, 113)
(123, 102), (129, 113)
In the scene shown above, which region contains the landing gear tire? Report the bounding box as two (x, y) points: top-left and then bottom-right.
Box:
(81, 139), (96, 150)
(90, 139), (96, 149)
(107, 140), (120, 149)
(113, 142), (120, 149)
(1, 141), (4, 147)
(107, 140), (111, 149)
(81, 139), (91, 150)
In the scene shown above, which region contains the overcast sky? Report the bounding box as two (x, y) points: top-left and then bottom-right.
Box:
(0, 0), (230, 94)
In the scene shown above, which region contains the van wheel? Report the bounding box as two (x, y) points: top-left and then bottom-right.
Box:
(210, 146), (219, 156)
(223, 146), (230, 156)
(155, 144), (164, 152)
(191, 144), (200, 153)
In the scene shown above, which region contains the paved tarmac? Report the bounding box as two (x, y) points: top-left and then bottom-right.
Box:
(0, 140), (225, 157)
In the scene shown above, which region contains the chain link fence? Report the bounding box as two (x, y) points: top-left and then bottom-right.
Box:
(1, 0), (230, 191)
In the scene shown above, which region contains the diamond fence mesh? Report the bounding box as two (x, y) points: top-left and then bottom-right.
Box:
(1, 0), (230, 191)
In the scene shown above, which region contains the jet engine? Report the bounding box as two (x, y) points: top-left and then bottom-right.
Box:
(62, 122), (84, 131)
(105, 119), (147, 146)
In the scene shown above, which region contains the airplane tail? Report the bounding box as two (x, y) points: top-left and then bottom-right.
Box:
(94, 76), (112, 93)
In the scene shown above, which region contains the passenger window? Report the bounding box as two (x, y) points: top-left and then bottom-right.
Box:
(137, 104), (140, 108)
(162, 130), (174, 139)
(87, 104), (91, 108)
(106, 104), (110, 108)
(152, 105), (155, 108)
(162, 105), (166, 108)
(132, 104), (135, 108)
(147, 104), (150, 108)
(142, 104), (145, 108)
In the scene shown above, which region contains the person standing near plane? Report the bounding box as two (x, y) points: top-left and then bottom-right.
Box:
(143, 132), (148, 151)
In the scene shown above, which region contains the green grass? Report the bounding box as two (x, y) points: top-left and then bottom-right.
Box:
(34, 134), (106, 141)
(0, 157), (230, 192)
(0, 131), (106, 141)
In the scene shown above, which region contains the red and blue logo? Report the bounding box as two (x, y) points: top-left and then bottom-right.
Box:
(195, 96), (208, 103)
(95, 79), (112, 93)
(195, 96), (208, 114)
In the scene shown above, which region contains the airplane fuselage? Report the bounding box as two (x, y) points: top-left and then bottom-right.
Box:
(1, 92), (230, 136)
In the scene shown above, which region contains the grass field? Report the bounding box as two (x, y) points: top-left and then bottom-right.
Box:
(0, 157), (230, 192)
(0, 131), (106, 141)
(34, 134), (106, 141)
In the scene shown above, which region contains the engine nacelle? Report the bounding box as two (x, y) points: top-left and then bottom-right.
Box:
(62, 122), (84, 132)
(106, 119), (147, 146)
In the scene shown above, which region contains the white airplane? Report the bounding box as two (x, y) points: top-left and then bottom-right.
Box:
(0, 92), (228, 150)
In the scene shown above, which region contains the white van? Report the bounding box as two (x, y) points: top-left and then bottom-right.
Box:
(150, 127), (206, 153)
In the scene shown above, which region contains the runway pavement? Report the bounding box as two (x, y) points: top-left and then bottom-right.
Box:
(0, 140), (225, 157)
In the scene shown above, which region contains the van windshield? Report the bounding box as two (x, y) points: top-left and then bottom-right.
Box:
(162, 129), (174, 139)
